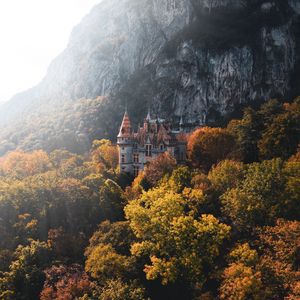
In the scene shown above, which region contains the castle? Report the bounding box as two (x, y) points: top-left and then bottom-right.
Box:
(117, 110), (187, 176)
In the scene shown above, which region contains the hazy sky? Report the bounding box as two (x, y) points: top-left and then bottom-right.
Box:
(0, 0), (102, 103)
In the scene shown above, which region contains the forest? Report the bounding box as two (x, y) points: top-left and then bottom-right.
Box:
(0, 97), (299, 300)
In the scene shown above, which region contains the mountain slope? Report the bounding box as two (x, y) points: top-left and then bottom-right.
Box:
(0, 0), (299, 154)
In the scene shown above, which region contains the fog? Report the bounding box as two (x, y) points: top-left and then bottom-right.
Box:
(0, 0), (102, 103)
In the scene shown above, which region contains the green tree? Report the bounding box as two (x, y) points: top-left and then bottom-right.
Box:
(99, 179), (126, 221)
(85, 244), (132, 282)
(221, 159), (286, 229)
(258, 101), (300, 160)
(168, 166), (192, 193)
(1, 240), (53, 300)
(208, 160), (244, 194)
(98, 279), (148, 300)
(227, 108), (261, 163)
(86, 221), (135, 256)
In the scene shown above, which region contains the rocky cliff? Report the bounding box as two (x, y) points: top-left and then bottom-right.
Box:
(0, 0), (299, 153)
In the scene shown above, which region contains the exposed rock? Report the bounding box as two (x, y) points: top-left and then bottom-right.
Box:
(0, 0), (299, 152)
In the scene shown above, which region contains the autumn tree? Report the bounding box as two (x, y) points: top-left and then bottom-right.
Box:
(256, 219), (300, 299)
(141, 152), (177, 188)
(0, 150), (52, 179)
(85, 243), (133, 282)
(40, 264), (92, 300)
(220, 243), (263, 300)
(125, 186), (230, 287)
(91, 139), (119, 173)
(187, 127), (235, 171)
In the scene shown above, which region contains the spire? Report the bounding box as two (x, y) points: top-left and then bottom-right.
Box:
(146, 107), (151, 121)
(118, 110), (132, 138)
(180, 115), (184, 126)
(179, 115), (184, 131)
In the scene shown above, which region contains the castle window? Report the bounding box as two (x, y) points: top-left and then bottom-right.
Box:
(160, 144), (164, 151)
(133, 153), (139, 163)
(180, 152), (184, 160)
(121, 154), (125, 163)
(133, 166), (139, 177)
(146, 144), (152, 157)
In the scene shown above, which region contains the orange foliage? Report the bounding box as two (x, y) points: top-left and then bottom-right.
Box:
(143, 152), (177, 187)
(187, 127), (235, 171)
(220, 263), (262, 300)
(0, 150), (51, 179)
(40, 265), (91, 300)
(257, 220), (300, 299)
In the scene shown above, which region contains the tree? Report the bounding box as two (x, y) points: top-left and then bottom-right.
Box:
(98, 278), (148, 300)
(125, 186), (230, 286)
(40, 264), (92, 300)
(256, 220), (300, 299)
(258, 102), (300, 160)
(86, 221), (135, 256)
(220, 263), (263, 300)
(99, 179), (126, 221)
(85, 244), (132, 282)
(282, 160), (300, 220)
(208, 160), (244, 194)
(91, 139), (119, 173)
(141, 152), (177, 188)
(1, 240), (53, 300)
(227, 108), (261, 163)
(221, 159), (286, 229)
(0, 150), (52, 179)
(168, 166), (192, 193)
(187, 127), (235, 171)
(220, 244), (263, 300)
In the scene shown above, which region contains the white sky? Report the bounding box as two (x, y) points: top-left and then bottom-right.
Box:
(0, 0), (102, 103)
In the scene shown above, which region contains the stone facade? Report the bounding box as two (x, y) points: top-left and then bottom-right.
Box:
(117, 110), (187, 176)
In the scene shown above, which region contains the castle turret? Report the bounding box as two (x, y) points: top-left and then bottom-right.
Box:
(143, 107), (151, 131)
(117, 110), (133, 174)
(179, 115), (184, 132)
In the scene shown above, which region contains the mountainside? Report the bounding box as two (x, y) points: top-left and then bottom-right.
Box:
(0, 0), (300, 154)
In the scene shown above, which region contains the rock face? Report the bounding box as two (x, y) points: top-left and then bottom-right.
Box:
(0, 0), (299, 151)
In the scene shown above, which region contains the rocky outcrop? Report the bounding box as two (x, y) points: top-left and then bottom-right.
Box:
(0, 0), (299, 150)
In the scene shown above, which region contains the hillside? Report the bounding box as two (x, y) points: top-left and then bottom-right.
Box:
(0, 0), (300, 155)
(0, 98), (299, 299)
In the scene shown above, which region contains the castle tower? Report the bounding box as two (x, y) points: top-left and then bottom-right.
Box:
(179, 115), (184, 132)
(117, 110), (133, 174)
(144, 107), (151, 131)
